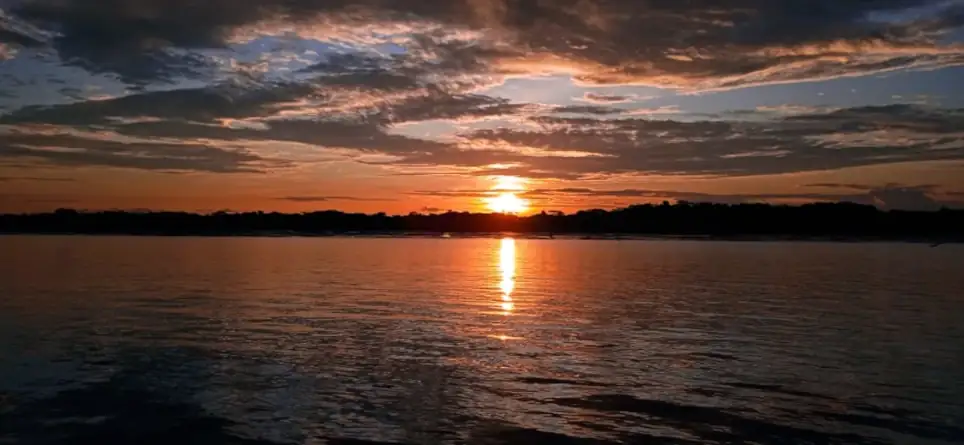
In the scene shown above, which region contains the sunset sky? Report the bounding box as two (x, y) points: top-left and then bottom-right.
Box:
(2, 0), (964, 214)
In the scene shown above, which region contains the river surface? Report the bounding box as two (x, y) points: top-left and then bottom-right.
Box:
(1, 236), (963, 444)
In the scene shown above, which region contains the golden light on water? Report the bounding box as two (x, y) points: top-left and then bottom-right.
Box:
(499, 237), (515, 314)
(486, 175), (530, 214)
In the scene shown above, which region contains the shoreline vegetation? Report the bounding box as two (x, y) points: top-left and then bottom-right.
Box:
(1, 202), (962, 243)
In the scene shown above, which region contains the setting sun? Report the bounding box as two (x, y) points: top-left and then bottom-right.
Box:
(487, 192), (529, 214)
(486, 176), (530, 213)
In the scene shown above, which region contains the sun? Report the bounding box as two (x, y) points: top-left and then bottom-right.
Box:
(487, 192), (529, 214)
(485, 175), (530, 214)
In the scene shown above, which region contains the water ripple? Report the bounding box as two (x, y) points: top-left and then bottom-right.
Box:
(1, 236), (963, 444)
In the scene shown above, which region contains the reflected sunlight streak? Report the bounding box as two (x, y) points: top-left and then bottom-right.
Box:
(499, 237), (516, 315)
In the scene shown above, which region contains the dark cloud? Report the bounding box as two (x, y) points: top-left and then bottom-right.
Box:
(384, 104), (964, 179)
(468, 166), (587, 181)
(807, 183), (875, 190)
(3, 1), (964, 185)
(377, 90), (531, 124)
(5, 7), (964, 184)
(0, 175), (73, 181)
(0, 28), (39, 50)
(801, 183), (964, 211)
(299, 38), (503, 91)
(0, 78), (354, 125)
(0, 74), (534, 170)
(277, 196), (394, 202)
(579, 93), (635, 104)
(0, 82), (320, 125)
(0, 75), (523, 129)
(0, 10), (46, 56)
(108, 116), (469, 166)
(0, 128), (283, 172)
(805, 182), (940, 192)
(3, 0), (964, 89)
(410, 189), (490, 199)
(277, 196), (328, 202)
(6, 0), (248, 83)
(551, 105), (624, 115)
(786, 105), (964, 133)
(5, 69), (964, 182)
(865, 186), (949, 211)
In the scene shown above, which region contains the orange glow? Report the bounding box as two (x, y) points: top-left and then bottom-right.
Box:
(488, 334), (522, 341)
(500, 237), (515, 296)
(485, 175), (530, 213)
(493, 175), (526, 191)
(487, 192), (529, 214)
(499, 237), (516, 315)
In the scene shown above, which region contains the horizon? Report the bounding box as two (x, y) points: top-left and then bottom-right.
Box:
(2, 1), (964, 212)
(5, 198), (964, 217)
(5, 201), (962, 239)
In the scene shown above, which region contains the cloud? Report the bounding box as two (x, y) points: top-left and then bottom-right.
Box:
(865, 186), (949, 211)
(2, 0), (964, 91)
(0, 71), (525, 128)
(0, 125), (284, 173)
(0, 42), (15, 59)
(3, 2), (964, 185)
(5, 63), (964, 184)
(0, 9), (46, 55)
(6, 4), (964, 185)
(413, 183), (964, 210)
(0, 175), (74, 181)
(277, 196), (395, 202)
(623, 105), (681, 116)
(806, 182), (939, 192)
(298, 38), (504, 92)
(787, 104), (964, 131)
(804, 182), (959, 210)
(0, 81), (324, 126)
(578, 93), (641, 104)
(551, 105), (625, 115)
(0, 72), (537, 173)
(755, 105), (833, 116)
(379, 104), (964, 179)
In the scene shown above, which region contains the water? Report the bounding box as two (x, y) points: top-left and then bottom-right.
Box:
(1, 236), (963, 444)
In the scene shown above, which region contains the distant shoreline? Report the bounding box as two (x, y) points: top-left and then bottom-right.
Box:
(3, 203), (962, 243)
(1, 231), (959, 244)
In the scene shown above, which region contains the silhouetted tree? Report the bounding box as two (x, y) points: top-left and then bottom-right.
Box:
(1, 202), (961, 241)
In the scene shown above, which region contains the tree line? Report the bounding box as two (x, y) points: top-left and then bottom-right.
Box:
(1, 201), (962, 240)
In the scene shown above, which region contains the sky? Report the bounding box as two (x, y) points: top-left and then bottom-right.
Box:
(2, 0), (964, 214)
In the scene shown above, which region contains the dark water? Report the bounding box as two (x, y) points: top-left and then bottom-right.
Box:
(1, 236), (963, 444)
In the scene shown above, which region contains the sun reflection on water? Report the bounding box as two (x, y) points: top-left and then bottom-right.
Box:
(499, 237), (515, 315)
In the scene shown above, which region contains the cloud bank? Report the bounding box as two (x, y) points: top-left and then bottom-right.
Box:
(1, 0), (963, 211)
(2, 0), (964, 88)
